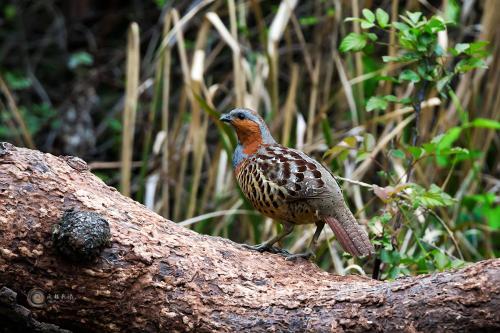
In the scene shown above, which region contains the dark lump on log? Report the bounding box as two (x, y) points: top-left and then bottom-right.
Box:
(52, 210), (111, 261)
(0, 141), (15, 157)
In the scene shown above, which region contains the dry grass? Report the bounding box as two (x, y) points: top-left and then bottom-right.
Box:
(120, 22), (140, 197)
(111, 1), (499, 275)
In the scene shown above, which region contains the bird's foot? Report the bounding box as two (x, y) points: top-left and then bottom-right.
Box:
(242, 243), (291, 255)
(284, 250), (316, 261)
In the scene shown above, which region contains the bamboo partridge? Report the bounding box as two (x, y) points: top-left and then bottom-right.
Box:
(220, 108), (374, 259)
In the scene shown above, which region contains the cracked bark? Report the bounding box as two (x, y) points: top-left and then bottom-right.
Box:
(0, 143), (499, 333)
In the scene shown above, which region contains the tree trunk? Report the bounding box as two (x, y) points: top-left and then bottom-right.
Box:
(0, 143), (499, 333)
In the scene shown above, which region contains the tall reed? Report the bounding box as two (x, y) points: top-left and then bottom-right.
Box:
(120, 22), (140, 197)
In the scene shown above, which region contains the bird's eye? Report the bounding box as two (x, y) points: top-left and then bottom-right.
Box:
(237, 113), (245, 120)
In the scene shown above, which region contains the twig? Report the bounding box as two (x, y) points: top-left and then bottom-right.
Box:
(427, 209), (464, 260)
(0, 74), (35, 149)
(178, 209), (259, 227)
(335, 176), (374, 189)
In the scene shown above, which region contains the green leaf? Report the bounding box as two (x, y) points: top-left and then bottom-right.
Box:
(366, 96), (388, 112)
(299, 16), (319, 26)
(406, 11), (422, 24)
(4, 4), (16, 20)
(343, 136), (357, 147)
(323, 136), (357, 159)
(68, 51), (94, 69)
(360, 20), (375, 29)
(380, 249), (394, 264)
(465, 193), (496, 206)
(323, 146), (346, 160)
(382, 53), (420, 63)
(391, 149), (405, 159)
(444, 0), (460, 24)
(362, 133), (375, 151)
(423, 141), (437, 154)
(321, 119), (333, 146)
(407, 146), (425, 159)
(435, 155), (448, 167)
(469, 118), (500, 130)
(410, 184), (455, 208)
(375, 8), (389, 28)
(339, 33), (367, 52)
(383, 95), (399, 102)
(417, 64), (433, 81)
(344, 17), (363, 23)
(425, 16), (447, 33)
(485, 206), (500, 229)
(399, 97), (412, 104)
(466, 41), (489, 56)
(355, 152), (369, 163)
(444, 147), (470, 156)
(4, 72), (32, 90)
(154, 0), (167, 8)
(387, 266), (402, 279)
(433, 251), (450, 271)
(400, 15), (417, 28)
(382, 56), (399, 63)
(451, 259), (466, 269)
(393, 22), (410, 31)
(362, 9), (375, 22)
(108, 118), (122, 132)
(399, 69), (420, 82)
(366, 32), (378, 41)
(417, 33), (436, 50)
(452, 43), (470, 56)
(437, 74), (453, 93)
(436, 127), (462, 149)
(399, 35), (417, 50)
(432, 184), (454, 204)
(455, 58), (488, 73)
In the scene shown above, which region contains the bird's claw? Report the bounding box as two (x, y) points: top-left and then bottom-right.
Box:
(242, 243), (291, 255)
(242, 243), (269, 252)
(284, 251), (316, 261)
(242, 243), (314, 260)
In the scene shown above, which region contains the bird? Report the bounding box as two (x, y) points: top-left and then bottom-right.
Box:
(220, 108), (374, 259)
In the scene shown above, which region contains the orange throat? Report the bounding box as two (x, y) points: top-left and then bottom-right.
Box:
(233, 119), (263, 155)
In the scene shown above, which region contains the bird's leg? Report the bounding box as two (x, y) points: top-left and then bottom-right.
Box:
(243, 222), (294, 254)
(285, 221), (325, 261)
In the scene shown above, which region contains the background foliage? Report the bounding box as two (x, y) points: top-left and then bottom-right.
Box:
(1, 0), (498, 279)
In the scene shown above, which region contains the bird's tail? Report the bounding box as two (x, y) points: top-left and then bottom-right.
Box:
(323, 210), (374, 257)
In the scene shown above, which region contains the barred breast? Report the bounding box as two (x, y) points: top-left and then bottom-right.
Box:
(235, 144), (336, 224)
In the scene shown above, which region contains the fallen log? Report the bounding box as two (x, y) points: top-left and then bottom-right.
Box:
(0, 143), (498, 332)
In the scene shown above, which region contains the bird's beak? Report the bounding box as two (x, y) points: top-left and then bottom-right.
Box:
(219, 113), (232, 123)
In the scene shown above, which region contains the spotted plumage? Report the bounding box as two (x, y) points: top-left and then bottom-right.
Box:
(236, 145), (326, 224)
(220, 108), (374, 258)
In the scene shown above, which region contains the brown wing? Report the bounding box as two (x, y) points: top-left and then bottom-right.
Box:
(253, 145), (336, 201)
(252, 145), (374, 256)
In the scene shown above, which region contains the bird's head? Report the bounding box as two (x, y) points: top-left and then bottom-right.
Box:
(220, 108), (276, 154)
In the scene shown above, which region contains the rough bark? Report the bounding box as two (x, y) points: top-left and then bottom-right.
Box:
(0, 143), (498, 333)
